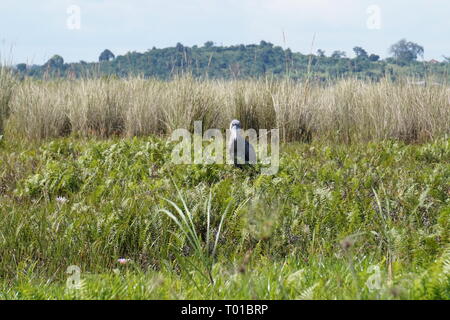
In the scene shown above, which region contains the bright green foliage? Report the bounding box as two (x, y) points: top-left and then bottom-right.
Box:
(0, 137), (449, 299)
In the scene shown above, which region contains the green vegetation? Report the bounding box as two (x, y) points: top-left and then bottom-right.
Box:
(13, 39), (450, 81)
(0, 137), (449, 299)
(0, 67), (449, 300)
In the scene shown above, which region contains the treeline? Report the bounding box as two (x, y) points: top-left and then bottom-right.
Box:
(13, 39), (450, 81)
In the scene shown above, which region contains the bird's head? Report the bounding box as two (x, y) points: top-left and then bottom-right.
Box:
(230, 119), (241, 131)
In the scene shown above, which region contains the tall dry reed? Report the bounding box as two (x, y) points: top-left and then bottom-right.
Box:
(3, 74), (449, 143)
(0, 66), (16, 135)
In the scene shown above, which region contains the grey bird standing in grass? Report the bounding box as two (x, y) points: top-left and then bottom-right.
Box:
(229, 119), (256, 167)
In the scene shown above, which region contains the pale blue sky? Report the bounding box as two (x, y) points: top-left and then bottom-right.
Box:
(1, 0), (449, 64)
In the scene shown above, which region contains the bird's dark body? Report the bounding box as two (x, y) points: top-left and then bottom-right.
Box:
(232, 139), (253, 167)
(229, 119), (257, 168)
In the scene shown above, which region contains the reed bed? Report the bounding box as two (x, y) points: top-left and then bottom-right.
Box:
(2, 74), (449, 143)
(0, 67), (16, 135)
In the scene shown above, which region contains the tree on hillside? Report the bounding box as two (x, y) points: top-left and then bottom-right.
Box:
(176, 43), (184, 52)
(389, 39), (424, 63)
(16, 63), (27, 72)
(443, 56), (450, 63)
(45, 55), (64, 68)
(260, 40), (273, 48)
(331, 51), (346, 59)
(317, 49), (326, 57)
(353, 46), (368, 59)
(369, 54), (380, 62)
(99, 49), (115, 62)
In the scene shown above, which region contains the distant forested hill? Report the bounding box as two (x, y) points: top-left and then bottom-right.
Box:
(14, 40), (450, 81)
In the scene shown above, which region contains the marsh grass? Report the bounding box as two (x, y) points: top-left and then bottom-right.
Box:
(2, 74), (449, 143)
(0, 66), (16, 135)
(0, 136), (448, 299)
(0, 70), (449, 299)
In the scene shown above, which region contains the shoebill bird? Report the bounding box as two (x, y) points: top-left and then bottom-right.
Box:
(228, 119), (256, 167)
